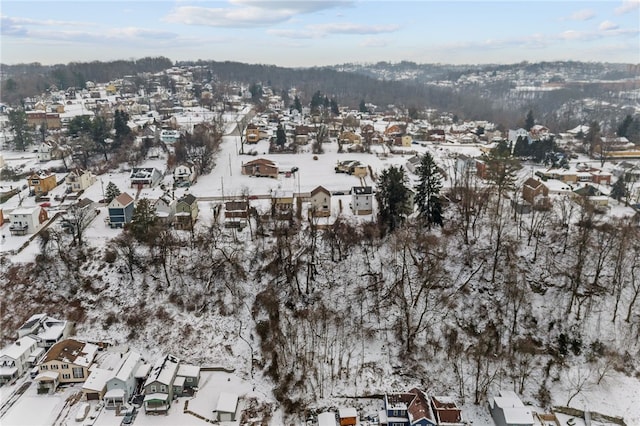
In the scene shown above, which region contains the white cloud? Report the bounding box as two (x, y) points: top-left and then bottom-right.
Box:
(562, 9), (595, 21)
(599, 20), (619, 31)
(308, 22), (399, 35)
(615, 0), (640, 15)
(0, 15), (91, 27)
(268, 22), (400, 39)
(164, 1), (352, 28)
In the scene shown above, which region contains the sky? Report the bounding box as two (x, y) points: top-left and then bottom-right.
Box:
(1, 0), (639, 67)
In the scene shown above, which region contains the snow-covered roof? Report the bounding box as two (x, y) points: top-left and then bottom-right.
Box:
(42, 339), (98, 367)
(135, 363), (151, 379)
(35, 371), (60, 381)
(83, 367), (113, 392)
(177, 363), (200, 378)
(1, 336), (37, 360)
(145, 355), (179, 387)
(338, 407), (357, 418)
(144, 393), (169, 402)
(317, 412), (337, 426)
(115, 351), (141, 381)
(104, 388), (125, 399)
(10, 207), (41, 216)
(492, 390), (533, 425)
(216, 392), (238, 413)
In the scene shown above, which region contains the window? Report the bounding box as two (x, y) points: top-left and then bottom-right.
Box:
(150, 385), (157, 393)
(41, 365), (48, 370)
(62, 373), (70, 379)
(160, 385), (166, 392)
(61, 364), (68, 369)
(186, 377), (193, 383)
(72, 367), (84, 379)
(51, 364), (59, 370)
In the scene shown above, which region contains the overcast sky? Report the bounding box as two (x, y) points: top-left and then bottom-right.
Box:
(1, 0), (639, 67)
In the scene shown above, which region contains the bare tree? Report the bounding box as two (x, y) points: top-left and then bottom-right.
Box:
(564, 365), (592, 407)
(63, 202), (98, 247)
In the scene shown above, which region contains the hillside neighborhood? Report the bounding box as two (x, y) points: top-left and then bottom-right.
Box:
(1, 62), (640, 426)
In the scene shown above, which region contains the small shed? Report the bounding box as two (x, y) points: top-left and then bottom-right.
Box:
(318, 411), (338, 426)
(216, 392), (239, 421)
(338, 407), (357, 426)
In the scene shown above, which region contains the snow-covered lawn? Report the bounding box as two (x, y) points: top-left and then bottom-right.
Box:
(1, 382), (78, 426)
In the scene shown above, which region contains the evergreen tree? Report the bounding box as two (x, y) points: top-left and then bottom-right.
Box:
(8, 108), (32, 151)
(68, 115), (93, 137)
(129, 198), (158, 242)
(415, 153), (444, 227)
(248, 83), (263, 103)
(330, 99), (339, 116)
(293, 96), (302, 113)
(584, 121), (601, 157)
(359, 99), (367, 113)
(617, 114), (633, 138)
(310, 90), (324, 113)
(376, 165), (412, 233)
(114, 110), (131, 143)
(105, 181), (121, 203)
(610, 176), (627, 202)
(276, 124), (286, 147)
(525, 109), (535, 131)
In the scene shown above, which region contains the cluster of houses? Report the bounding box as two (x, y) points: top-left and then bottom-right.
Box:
(316, 388), (466, 426)
(0, 313), (72, 385)
(0, 314), (241, 421)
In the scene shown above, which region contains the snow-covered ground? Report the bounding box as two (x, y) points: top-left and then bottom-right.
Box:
(2, 109), (640, 426)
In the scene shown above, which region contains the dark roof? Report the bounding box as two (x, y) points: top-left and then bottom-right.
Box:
(351, 186), (372, 195)
(179, 193), (197, 206)
(310, 186), (331, 197)
(523, 177), (544, 190)
(225, 201), (248, 211)
(114, 192), (134, 206)
(407, 388), (435, 424)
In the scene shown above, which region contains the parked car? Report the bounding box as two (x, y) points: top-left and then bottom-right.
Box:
(121, 408), (136, 425)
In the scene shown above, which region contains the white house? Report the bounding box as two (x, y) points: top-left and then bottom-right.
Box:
(309, 186), (331, 217)
(215, 392), (239, 421)
(9, 206), (48, 235)
(173, 164), (197, 187)
(37, 141), (55, 162)
(65, 169), (96, 192)
(160, 129), (180, 144)
(154, 194), (176, 224)
(16, 313), (72, 349)
(104, 351), (142, 408)
(0, 336), (39, 385)
(318, 412), (338, 426)
(351, 186), (373, 215)
(489, 390), (534, 426)
(130, 167), (163, 188)
(507, 128), (530, 145)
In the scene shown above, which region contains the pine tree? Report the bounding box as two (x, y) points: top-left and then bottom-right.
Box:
(376, 165), (412, 233)
(105, 181), (121, 203)
(415, 153), (444, 227)
(276, 124), (286, 147)
(359, 99), (367, 113)
(610, 176), (627, 202)
(293, 96), (302, 113)
(525, 110), (535, 131)
(130, 198), (158, 242)
(8, 108), (32, 151)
